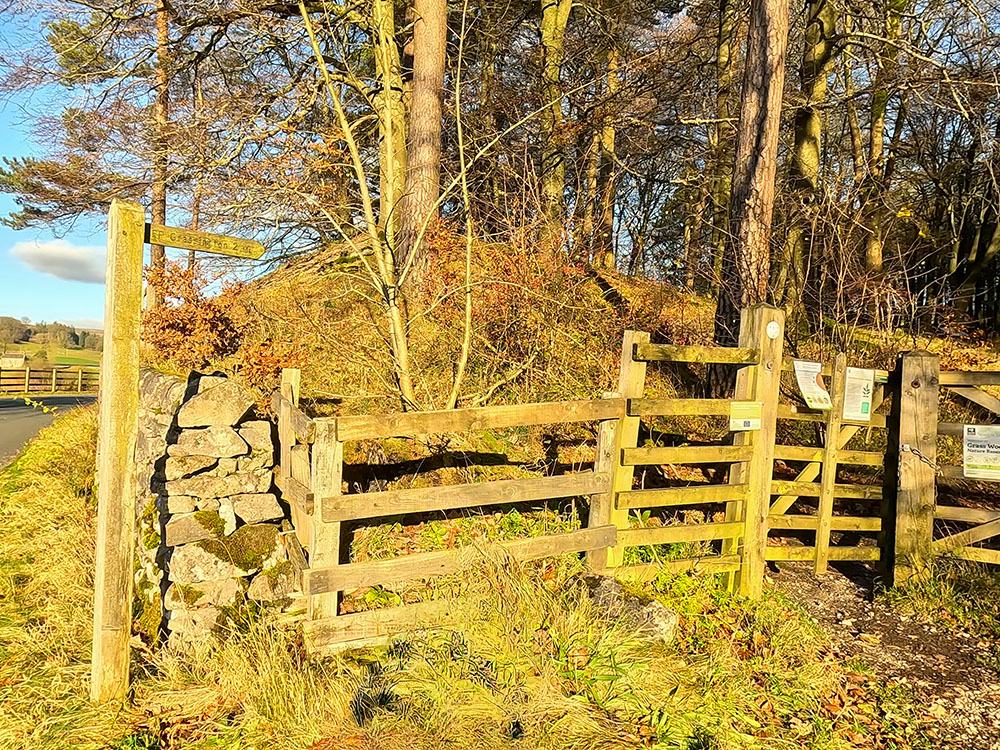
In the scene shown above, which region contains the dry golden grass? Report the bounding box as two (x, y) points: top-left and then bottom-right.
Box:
(0, 407), (932, 750)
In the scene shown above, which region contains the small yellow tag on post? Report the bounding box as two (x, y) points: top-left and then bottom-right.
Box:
(145, 223), (265, 259)
(730, 400), (762, 431)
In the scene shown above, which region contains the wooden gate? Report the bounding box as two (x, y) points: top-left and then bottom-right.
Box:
(767, 355), (889, 572)
(891, 356), (1000, 582)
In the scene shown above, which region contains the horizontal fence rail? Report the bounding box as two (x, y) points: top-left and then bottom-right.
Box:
(318, 398), (626, 441)
(305, 526), (618, 596)
(633, 342), (759, 365)
(320, 471), (610, 523)
(0, 365), (99, 394)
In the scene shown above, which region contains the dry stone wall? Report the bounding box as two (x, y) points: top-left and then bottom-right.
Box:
(135, 369), (295, 648)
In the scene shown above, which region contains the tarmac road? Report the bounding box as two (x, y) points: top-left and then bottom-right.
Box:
(0, 396), (96, 467)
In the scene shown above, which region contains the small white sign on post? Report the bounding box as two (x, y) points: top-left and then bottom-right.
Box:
(793, 360), (832, 410)
(730, 400), (762, 431)
(963, 425), (1000, 480)
(843, 367), (875, 422)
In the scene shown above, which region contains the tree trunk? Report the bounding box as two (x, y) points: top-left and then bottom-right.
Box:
(538, 0), (572, 246)
(594, 46), (619, 269)
(863, 0), (908, 272)
(373, 0), (408, 246)
(398, 0), (448, 280)
(149, 0), (169, 309)
(783, 0), (835, 310)
(713, 0), (789, 347)
(710, 0), (740, 290)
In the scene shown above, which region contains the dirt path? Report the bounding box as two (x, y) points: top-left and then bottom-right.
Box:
(770, 562), (1000, 749)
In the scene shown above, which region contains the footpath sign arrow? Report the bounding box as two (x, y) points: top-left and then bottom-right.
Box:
(145, 223), (265, 259)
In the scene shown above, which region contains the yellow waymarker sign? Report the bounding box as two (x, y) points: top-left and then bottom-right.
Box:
(145, 223), (265, 260)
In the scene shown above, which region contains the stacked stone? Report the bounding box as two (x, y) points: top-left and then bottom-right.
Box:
(155, 374), (294, 648)
(135, 370), (188, 637)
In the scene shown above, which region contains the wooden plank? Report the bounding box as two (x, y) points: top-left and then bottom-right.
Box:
(778, 402), (887, 428)
(816, 354), (848, 575)
(725, 306), (784, 599)
(617, 483), (749, 509)
(767, 514), (881, 532)
(618, 521), (744, 547)
(952, 546), (1000, 565)
(90, 199), (144, 703)
(934, 505), (1000, 524)
(324, 397), (626, 442)
(893, 352), (940, 586)
(271, 390), (315, 443)
(770, 480), (882, 500)
(303, 599), (455, 650)
(615, 555), (743, 580)
(276, 471), (315, 515)
(939, 371), (1000, 386)
(628, 398), (731, 417)
(145, 222), (265, 259)
(605, 330), (649, 568)
(309, 421), (344, 619)
(932, 518), (1000, 553)
(320, 471), (610, 523)
(622, 445), (754, 465)
(946, 386), (1000, 418)
(764, 546), (880, 562)
(633, 342), (759, 364)
(772, 445), (884, 467)
(306, 526), (617, 595)
(586, 399), (620, 571)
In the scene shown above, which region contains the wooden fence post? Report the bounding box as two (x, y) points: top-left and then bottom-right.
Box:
(815, 353), (847, 574)
(90, 199), (144, 703)
(891, 350), (939, 586)
(604, 330), (649, 569)
(586, 392), (621, 571)
(729, 305), (784, 598)
(309, 420), (344, 620)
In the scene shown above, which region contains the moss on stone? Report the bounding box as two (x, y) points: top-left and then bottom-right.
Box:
(175, 583), (205, 606)
(133, 580), (163, 643)
(193, 510), (226, 538)
(142, 527), (161, 550)
(195, 523), (278, 572)
(262, 560), (293, 581)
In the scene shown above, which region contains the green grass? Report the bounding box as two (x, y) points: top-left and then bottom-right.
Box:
(883, 557), (1000, 639)
(3, 341), (100, 366)
(0, 408), (935, 750)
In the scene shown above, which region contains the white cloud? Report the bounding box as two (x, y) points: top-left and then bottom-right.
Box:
(67, 318), (104, 331)
(10, 239), (106, 284)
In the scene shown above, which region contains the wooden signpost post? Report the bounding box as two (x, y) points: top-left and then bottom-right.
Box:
(90, 200), (264, 703)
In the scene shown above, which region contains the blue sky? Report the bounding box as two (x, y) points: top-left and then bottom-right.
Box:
(0, 100), (109, 329)
(0, 14), (109, 330)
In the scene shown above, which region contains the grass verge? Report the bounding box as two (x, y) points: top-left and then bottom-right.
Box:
(883, 557), (1000, 640)
(1, 408), (932, 750)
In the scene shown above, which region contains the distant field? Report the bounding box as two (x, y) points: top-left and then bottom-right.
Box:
(3, 342), (100, 366)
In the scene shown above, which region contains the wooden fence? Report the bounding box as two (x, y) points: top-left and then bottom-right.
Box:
(891, 355), (1000, 581)
(273, 310), (1000, 651)
(0, 365), (100, 395)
